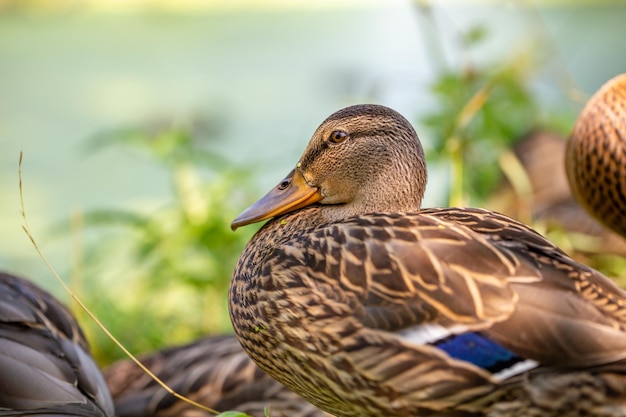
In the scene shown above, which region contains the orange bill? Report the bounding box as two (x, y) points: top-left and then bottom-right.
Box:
(231, 168), (322, 230)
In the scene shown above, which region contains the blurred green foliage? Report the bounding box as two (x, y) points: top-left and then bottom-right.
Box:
(421, 26), (545, 206)
(65, 118), (257, 363)
(68, 21), (626, 367)
(418, 23), (626, 287)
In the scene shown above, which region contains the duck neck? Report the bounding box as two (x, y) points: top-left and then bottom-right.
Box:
(317, 177), (425, 223)
(233, 207), (325, 281)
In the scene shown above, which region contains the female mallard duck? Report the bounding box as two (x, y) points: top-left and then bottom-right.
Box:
(104, 335), (331, 417)
(230, 104), (626, 417)
(0, 271), (114, 416)
(567, 73), (626, 239)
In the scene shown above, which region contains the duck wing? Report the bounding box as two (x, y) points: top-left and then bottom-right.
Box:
(0, 272), (114, 417)
(261, 209), (626, 376)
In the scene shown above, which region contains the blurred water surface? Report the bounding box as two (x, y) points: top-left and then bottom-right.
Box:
(1, 1), (626, 291)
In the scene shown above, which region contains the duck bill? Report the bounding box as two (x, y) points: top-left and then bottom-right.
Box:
(231, 169), (322, 230)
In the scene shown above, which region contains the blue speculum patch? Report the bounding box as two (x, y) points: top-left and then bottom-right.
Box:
(434, 332), (521, 372)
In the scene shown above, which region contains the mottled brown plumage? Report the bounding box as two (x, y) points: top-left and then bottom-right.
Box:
(567, 73), (626, 239)
(230, 104), (626, 417)
(0, 271), (114, 416)
(104, 335), (332, 417)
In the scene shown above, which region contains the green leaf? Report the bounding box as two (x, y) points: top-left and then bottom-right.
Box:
(216, 412), (254, 417)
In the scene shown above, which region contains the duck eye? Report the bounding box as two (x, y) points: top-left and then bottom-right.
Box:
(328, 130), (348, 144)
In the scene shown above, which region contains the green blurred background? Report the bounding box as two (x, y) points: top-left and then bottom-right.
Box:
(1, 0), (626, 364)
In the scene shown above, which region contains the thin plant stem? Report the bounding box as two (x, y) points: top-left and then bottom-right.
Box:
(18, 152), (229, 417)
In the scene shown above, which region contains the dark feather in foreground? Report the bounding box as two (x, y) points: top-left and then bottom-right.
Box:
(0, 271), (114, 416)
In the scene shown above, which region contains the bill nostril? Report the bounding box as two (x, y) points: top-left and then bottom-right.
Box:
(278, 179), (291, 191)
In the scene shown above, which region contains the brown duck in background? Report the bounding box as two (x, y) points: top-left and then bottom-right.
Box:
(0, 271), (114, 417)
(489, 130), (626, 261)
(230, 104), (626, 416)
(104, 335), (331, 417)
(567, 73), (626, 239)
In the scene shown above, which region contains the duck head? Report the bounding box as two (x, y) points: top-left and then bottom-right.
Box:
(232, 104), (427, 230)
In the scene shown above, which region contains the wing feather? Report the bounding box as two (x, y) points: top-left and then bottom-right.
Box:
(267, 209), (626, 369)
